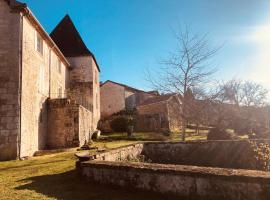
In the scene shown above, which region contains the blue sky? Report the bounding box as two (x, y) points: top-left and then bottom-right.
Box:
(23, 0), (270, 91)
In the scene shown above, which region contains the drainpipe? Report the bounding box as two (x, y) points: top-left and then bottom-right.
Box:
(18, 12), (23, 159)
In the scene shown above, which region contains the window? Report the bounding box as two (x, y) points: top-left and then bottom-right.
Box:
(58, 86), (62, 98)
(35, 31), (43, 55)
(58, 59), (62, 74)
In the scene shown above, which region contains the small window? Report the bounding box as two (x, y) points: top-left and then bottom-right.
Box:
(58, 59), (62, 74)
(58, 86), (62, 98)
(35, 31), (43, 55)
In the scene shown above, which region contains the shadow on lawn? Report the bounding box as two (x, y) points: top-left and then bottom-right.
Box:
(16, 169), (174, 200)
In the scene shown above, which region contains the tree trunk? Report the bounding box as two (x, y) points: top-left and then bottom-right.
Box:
(196, 123), (199, 135)
(182, 120), (187, 141)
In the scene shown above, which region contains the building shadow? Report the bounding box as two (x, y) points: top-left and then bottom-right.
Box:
(15, 169), (175, 200)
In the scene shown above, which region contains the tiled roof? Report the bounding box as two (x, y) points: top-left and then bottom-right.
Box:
(138, 94), (177, 106)
(101, 80), (150, 93)
(50, 15), (100, 71)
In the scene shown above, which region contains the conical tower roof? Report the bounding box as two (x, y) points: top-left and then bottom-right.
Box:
(50, 15), (100, 71)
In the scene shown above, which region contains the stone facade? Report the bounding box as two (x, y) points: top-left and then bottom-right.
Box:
(0, 1), (100, 160)
(67, 56), (100, 130)
(100, 80), (155, 118)
(47, 99), (92, 149)
(136, 94), (182, 132)
(0, 0), (21, 160)
(20, 16), (69, 157)
(100, 81), (126, 118)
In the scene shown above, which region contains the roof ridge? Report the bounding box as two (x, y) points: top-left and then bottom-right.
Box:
(101, 80), (149, 93)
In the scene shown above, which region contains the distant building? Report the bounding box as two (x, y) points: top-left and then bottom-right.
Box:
(100, 80), (157, 118)
(136, 94), (182, 132)
(100, 80), (182, 132)
(0, 0), (100, 160)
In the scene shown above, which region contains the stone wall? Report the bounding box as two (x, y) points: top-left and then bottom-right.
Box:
(67, 82), (93, 111)
(47, 99), (92, 149)
(78, 141), (270, 199)
(167, 95), (182, 131)
(100, 81), (125, 118)
(20, 16), (68, 157)
(67, 56), (100, 131)
(136, 102), (169, 132)
(81, 160), (270, 200)
(142, 140), (270, 170)
(0, 1), (21, 160)
(76, 143), (143, 163)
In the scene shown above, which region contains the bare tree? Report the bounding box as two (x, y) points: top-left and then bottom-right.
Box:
(146, 27), (221, 141)
(241, 81), (268, 107)
(211, 79), (269, 136)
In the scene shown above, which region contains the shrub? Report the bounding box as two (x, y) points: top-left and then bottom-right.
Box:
(249, 141), (270, 171)
(207, 128), (238, 140)
(110, 116), (128, 132)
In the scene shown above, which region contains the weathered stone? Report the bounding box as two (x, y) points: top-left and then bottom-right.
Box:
(78, 141), (270, 200)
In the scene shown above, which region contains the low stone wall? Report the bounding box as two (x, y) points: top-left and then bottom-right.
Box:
(81, 161), (270, 200)
(76, 143), (144, 162)
(143, 140), (270, 170)
(77, 141), (270, 199)
(47, 99), (92, 149)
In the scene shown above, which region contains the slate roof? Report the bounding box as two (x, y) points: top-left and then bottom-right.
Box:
(50, 15), (100, 71)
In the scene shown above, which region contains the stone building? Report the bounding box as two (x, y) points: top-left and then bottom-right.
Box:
(136, 94), (182, 132)
(100, 80), (182, 132)
(0, 0), (100, 160)
(100, 80), (157, 118)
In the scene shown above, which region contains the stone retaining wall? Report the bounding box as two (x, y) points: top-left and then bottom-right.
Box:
(77, 141), (270, 199)
(142, 140), (270, 170)
(81, 160), (270, 200)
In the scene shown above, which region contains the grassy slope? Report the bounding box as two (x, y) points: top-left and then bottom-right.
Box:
(0, 132), (204, 200)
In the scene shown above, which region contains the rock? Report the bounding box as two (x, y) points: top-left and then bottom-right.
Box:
(92, 130), (101, 140)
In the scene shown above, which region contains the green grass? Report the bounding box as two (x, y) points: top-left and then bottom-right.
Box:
(0, 131), (206, 200)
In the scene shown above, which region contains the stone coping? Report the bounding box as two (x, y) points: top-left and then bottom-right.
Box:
(82, 160), (270, 183)
(75, 139), (270, 161)
(143, 139), (270, 144)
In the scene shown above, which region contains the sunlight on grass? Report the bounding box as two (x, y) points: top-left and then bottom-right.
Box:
(0, 131), (207, 200)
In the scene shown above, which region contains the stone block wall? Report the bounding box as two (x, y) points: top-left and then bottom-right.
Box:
(0, 1), (21, 160)
(136, 102), (169, 132)
(81, 160), (270, 200)
(142, 140), (270, 170)
(100, 81), (125, 118)
(78, 141), (270, 199)
(67, 82), (93, 112)
(47, 99), (92, 149)
(67, 56), (100, 131)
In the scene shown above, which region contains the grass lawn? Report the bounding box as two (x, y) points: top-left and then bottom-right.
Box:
(0, 132), (204, 200)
